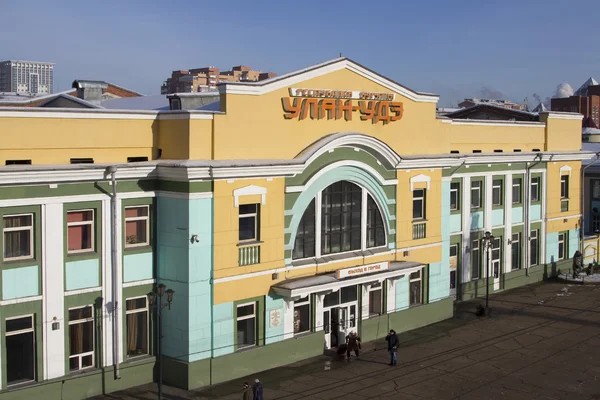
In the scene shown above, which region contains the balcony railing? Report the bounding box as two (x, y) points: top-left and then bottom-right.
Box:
(239, 244), (261, 266)
(561, 199), (569, 212)
(412, 222), (427, 240)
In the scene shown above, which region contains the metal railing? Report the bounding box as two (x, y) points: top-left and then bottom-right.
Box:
(239, 244), (261, 266)
(412, 222), (427, 240)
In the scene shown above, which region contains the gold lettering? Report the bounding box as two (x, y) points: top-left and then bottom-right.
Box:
(390, 101), (403, 121)
(282, 98), (302, 119)
(336, 99), (353, 120)
(319, 99), (336, 119)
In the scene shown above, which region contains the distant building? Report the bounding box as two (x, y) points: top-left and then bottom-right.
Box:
(458, 98), (525, 111)
(0, 60), (54, 94)
(161, 65), (276, 94)
(551, 77), (600, 128)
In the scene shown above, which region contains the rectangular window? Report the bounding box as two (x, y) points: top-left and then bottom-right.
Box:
(561, 176), (569, 199)
(67, 210), (94, 253)
(70, 158), (94, 164)
(492, 179), (503, 206)
(124, 206), (149, 248)
(412, 189), (425, 220)
(409, 270), (422, 306)
(450, 182), (460, 211)
(68, 306), (94, 371)
(492, 237), (501, 278)
(511, 233), (520, 270)
(368, 282), (383, 316)
(125, 297), (148, 358)
(236, 303), (256, 349)
(558, 232), (566, 260)
(471, 181), (482, 209)
(531, 177), (540, 202)
(512, 178), (522, 204)
(366, 195), (386, 248)
(471, 239), (480, 279)
(239, 204), (259, 242)
(6, 315), (35, 385)
(3, 214), (33, 261)
(530, 230), (539, 266)
(293, 296), (310, 334)
(5, 159), (31, 165)
(127, 156), (149, 163)
(449, 244), (458, 290)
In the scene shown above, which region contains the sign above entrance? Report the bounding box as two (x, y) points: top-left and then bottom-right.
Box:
(282, 87), (403, 125)
(337, 262), (389, 279)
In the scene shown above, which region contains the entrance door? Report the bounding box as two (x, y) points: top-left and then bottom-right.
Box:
(449, 244), (458, 298)
(324, 304), (357, 349)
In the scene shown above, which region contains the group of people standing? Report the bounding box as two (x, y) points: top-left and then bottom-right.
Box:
(241, 379), (263, 400)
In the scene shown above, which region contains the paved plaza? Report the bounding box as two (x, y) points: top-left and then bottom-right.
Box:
(98, 281), (600, 400)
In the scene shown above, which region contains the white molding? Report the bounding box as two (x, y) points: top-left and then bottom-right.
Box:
(233, 185), (267, 207)
(442, 119), (544, 127)
(155, 190), (213, 200)
(396, 241), (442, 253)
(0, 191), (156, 208)
(286, 160), (397, 193)
(0, 109), (216, 121)
(123, 279), (155, 288)
(559, 165), (572, 176)
(157, 113), (215, 120)
(546, 214), (581, 222)
(409, 174), (431, 191)
(0, 166), (157, 186)
(65, 286), (102, 296)
(461, 176), (471, 283)
(541, 112), (583, 120)
(0, 295), (43, 305)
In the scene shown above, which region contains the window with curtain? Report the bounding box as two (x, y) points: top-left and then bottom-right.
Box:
(126, 298), (148, 358)
(3, 214), (33, 261)
(68, 306), (94, 371)
(409, 271), (422, 306)
(124, 206), (149, 248)
(293, 296), (310, 335)
(67, 210), (94, 254)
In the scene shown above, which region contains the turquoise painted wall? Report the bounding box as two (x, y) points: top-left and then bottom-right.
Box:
(212, 302), (235, 357)
(569, 229), (579, 259)
(530, 204), (541, 221)
(394, 275), (409, 312)
(157, 196), (214, 362)
(2, 265), (39, 300)
(470, 211), (484, 231)
(65, 259), (99, 291)
(491, 209), (504, 227)
(546, 232), (558, 264)
(449, 213), (461, 233)
(428, 262), (448, 303)
(123, 252), (153, 283)
(265, 294), (285, 345)
(512, 206), (523, 224)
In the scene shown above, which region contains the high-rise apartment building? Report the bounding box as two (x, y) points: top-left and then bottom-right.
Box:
(161, 65), (276, 94)
(0, 60), (54, 94)
(551, 78), (600, 129)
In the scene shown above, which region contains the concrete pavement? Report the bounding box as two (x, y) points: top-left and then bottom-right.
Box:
(96, 281), (600, 400)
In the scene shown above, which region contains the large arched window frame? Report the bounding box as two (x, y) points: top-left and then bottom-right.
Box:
(293, 181), (387, 261)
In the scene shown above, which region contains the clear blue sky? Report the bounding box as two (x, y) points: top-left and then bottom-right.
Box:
(1, 0), (599, 107)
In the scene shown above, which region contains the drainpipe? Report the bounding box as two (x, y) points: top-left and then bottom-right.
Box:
(108, 166), (121, 380)
(524, 153), (543, 276)
(581, 153), (600, 254)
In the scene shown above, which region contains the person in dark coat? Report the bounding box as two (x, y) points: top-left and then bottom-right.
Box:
(242, 382), (251, 400)
(345, 330), (361, 359)
(385, 329), (399, 366)
(253, 378), (264, 400)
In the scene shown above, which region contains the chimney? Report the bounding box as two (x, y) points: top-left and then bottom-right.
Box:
(72, 80), (108, 104)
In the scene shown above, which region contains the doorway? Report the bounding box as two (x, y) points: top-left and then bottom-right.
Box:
(324, 303), (357, 349)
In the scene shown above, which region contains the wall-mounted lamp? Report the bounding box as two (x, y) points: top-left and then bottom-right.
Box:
(272, 272), (279, 280)
(403, 251), (410, 257)
(190, 234), (200, 243)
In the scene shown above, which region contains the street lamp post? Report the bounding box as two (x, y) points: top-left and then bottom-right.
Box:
(483, 231), (494, 316)
(148, 283), (175, 400)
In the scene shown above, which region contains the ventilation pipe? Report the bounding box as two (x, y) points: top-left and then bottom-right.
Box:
(107, 165), (121, 379)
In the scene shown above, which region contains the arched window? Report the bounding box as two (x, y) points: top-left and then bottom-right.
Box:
(292, 181), (387, 260)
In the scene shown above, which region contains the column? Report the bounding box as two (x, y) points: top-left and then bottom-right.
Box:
(461, 176), (471, 282)
(504, 173), (513, 273)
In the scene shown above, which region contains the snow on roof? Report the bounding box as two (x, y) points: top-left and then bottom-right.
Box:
(583, 127), (600, 135)
(532, 102), (548, 113)
(574, 77), (599, 96)
(0, 89), (75, 104)
(100, 95), (170, 110)
(196, 100), (220, 111)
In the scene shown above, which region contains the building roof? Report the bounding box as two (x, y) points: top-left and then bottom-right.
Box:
(0, 89), (76, 106)
(100, 95), (170, 110)
(532, 102), (548, 113)
(574, 77), (599, 96)
(584, 127), (600, 135)
(0, 60), (55, 65)
(444, 104), (538, 121)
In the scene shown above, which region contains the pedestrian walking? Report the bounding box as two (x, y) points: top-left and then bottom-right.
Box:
(385, 329), (399, 366)
(252, 378), (264, 400)
(345, 330), (361, 359)
(242, 382), (251, 400)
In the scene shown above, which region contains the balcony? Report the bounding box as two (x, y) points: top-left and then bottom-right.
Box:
(412, 221), (427, 240)
(239, 243), (261, 266)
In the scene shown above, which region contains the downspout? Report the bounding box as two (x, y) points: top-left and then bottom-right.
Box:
(525, 153), (543, 277)
(108, 166), (121, 380)
(580, 153), (600, 254)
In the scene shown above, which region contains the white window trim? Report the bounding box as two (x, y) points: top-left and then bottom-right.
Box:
(293, 296), (311, 335)
(531, 177), (540, 202)
(367, 282), (383, 316)
(560, 176), (569, 200)
(492, 179), (502, 206)
(471, 239), (480, 280)
(409, 174), (431, 191)
(450, 182), (460, 211)
(233, 185), (267, 208)
(236, 302), (257, 349)
(68, 305), (95, 371)
(530, 230), (539, 266)
(471, 181), (482, 209)
(492, 237), (501, 278)
(511, 233), (520, 270)
(512, 178), (522, 204)
(67, 209), (95, 254)
(3, 213), (34, 262)
(125, 296), (149, 359)
(558, 233), (565, 260)
(298, 184), (388, 262)
(124, 206), (150, 248)
(409, 270), (422, 305)
(5, 314), (35, 385)
(238, 204), (259, 243)
(413, 189), (426, 221)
